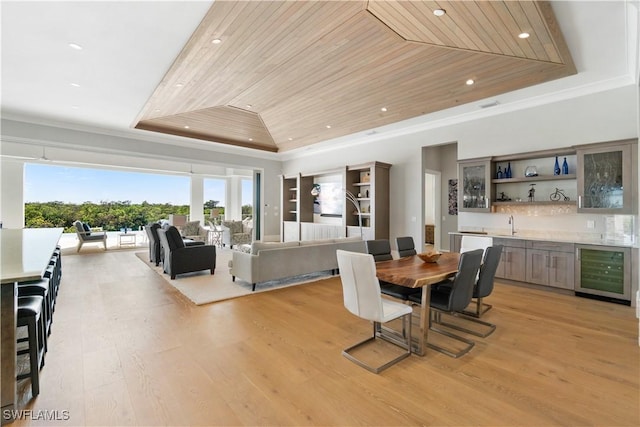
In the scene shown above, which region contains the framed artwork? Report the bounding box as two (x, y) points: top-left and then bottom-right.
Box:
(448, 179), (458, 215)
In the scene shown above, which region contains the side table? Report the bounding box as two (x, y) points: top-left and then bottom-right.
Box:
(208, 227), (223, 247)
(118, 233), (136, 248)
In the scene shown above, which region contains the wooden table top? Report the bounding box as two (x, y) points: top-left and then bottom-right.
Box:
(375, 252), (460, 288)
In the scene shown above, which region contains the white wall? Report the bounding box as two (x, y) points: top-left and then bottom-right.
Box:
(282, 85), (639, 247)
(0, 159), (25, 228)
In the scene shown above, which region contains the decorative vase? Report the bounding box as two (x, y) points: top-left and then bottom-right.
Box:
(554, 156), (561, 175)
(562, 157), (569, 174)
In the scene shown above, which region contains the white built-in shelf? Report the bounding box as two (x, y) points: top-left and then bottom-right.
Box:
(353, 182), (371, 186)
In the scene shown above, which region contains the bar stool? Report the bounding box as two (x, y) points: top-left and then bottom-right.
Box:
(17, 296), (46, 397)
(18, 278), (52, 340)
(43, 264), (58, 312)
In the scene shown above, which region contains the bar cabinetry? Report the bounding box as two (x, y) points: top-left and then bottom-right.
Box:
(525, 241), (575, 289)
(576, 139), (637, 214)
(493, 238), (526, 282)
(458, 158), (492, 212)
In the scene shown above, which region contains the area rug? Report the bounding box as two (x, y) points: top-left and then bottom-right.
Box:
(134, 250), (333, 305)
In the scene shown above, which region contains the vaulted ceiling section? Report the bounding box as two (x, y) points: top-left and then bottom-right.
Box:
(134, 0), (576, 153)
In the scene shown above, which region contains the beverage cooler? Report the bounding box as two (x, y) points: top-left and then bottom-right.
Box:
(575, 245), (631, 305)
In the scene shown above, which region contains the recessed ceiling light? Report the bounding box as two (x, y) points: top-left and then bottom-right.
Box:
(246, 104), (252, 109)
(433, 9), (446, 17)
(70, 83), (80, 87)
(211, 38), (222, 44)
(466, 79), (475, 85)
(326, 125), (332, 129)
(175, 83), (184, 88)
(184, 125), (190, 129)
(288, 137), (293, 141)
(249, 138), (253, 141)
(381, 107), (388, 112)
(519, 32), (530, 39)
(68, 43), (83, 50)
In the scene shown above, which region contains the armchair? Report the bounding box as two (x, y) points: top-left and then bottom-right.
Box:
(144, 223), (162, 265)
(220, 219), (252, 249)
(180, 220), (208, 242)
(73, 220), (107, 252)
(156, 226), (216, 279)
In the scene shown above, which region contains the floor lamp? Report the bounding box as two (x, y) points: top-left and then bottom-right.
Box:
(344, 190), (363, 238)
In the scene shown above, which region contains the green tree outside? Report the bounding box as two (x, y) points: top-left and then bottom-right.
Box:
(24, 201), (198, 233)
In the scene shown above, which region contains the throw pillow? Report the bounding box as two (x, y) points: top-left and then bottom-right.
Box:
(82, 223), (91, 235)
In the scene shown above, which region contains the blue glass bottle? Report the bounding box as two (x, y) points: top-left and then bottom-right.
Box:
(496, 166), (503, 179)
(562, 157), (569, 174)
(554, 156), (561, 175)
(505, 162), (512, 179)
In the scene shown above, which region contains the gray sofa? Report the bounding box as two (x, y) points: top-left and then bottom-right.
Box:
(230, 238), (366, 291)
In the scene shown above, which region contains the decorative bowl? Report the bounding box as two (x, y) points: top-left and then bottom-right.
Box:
(417, 251), (442, 263)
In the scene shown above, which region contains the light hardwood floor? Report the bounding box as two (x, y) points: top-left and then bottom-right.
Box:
(13, 249), (640, 426)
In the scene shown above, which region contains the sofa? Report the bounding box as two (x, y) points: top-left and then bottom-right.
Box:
(220, 218), (252, 248)
(229, 237), (366, 291)
(157, 226), (216, 279)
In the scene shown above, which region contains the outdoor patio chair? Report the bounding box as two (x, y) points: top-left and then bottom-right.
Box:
(73, 220), (107, 252)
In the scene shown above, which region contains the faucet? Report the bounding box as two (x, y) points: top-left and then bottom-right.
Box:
(508, 215), (515, 236)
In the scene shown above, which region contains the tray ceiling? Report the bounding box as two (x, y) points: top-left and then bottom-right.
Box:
(134, 0), (576, 153)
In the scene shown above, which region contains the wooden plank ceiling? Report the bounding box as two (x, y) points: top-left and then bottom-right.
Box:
(135, 0), (575, 153)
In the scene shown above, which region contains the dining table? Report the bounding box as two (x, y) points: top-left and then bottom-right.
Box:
(375, 252), (460, 356)
(1, 228), (63, 425)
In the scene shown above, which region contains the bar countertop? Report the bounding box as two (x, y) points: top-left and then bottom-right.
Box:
(1, 228), (63, 284)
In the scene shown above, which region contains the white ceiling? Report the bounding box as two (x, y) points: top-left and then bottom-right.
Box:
(1, 1), (638, 158)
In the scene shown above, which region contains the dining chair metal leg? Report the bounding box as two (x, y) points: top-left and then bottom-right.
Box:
(343, 319), (412, 374)
(427, 310), (475, 358)
(434, 311), (496, 338)
(461, 297), (493, 318)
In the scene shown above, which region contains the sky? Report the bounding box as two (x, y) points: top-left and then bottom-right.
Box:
(24, 163), (253, 206)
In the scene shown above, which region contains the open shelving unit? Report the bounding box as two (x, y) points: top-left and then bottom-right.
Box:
(281, 161), (391, 241)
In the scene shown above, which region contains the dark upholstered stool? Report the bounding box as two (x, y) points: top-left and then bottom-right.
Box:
(43, 264), (58, 311)
(17, 296), (46, 397)
(18, 278), (52, 340)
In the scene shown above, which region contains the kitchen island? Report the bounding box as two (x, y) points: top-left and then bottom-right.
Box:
(1, 228), (63, 424)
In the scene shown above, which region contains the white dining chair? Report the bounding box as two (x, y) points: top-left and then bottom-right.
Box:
(460, 235), (493, 254)
(336, 250), (413, 373)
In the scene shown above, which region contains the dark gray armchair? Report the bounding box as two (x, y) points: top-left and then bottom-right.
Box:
(145, 223), (162, 265)
(157, 226), (216, 279)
